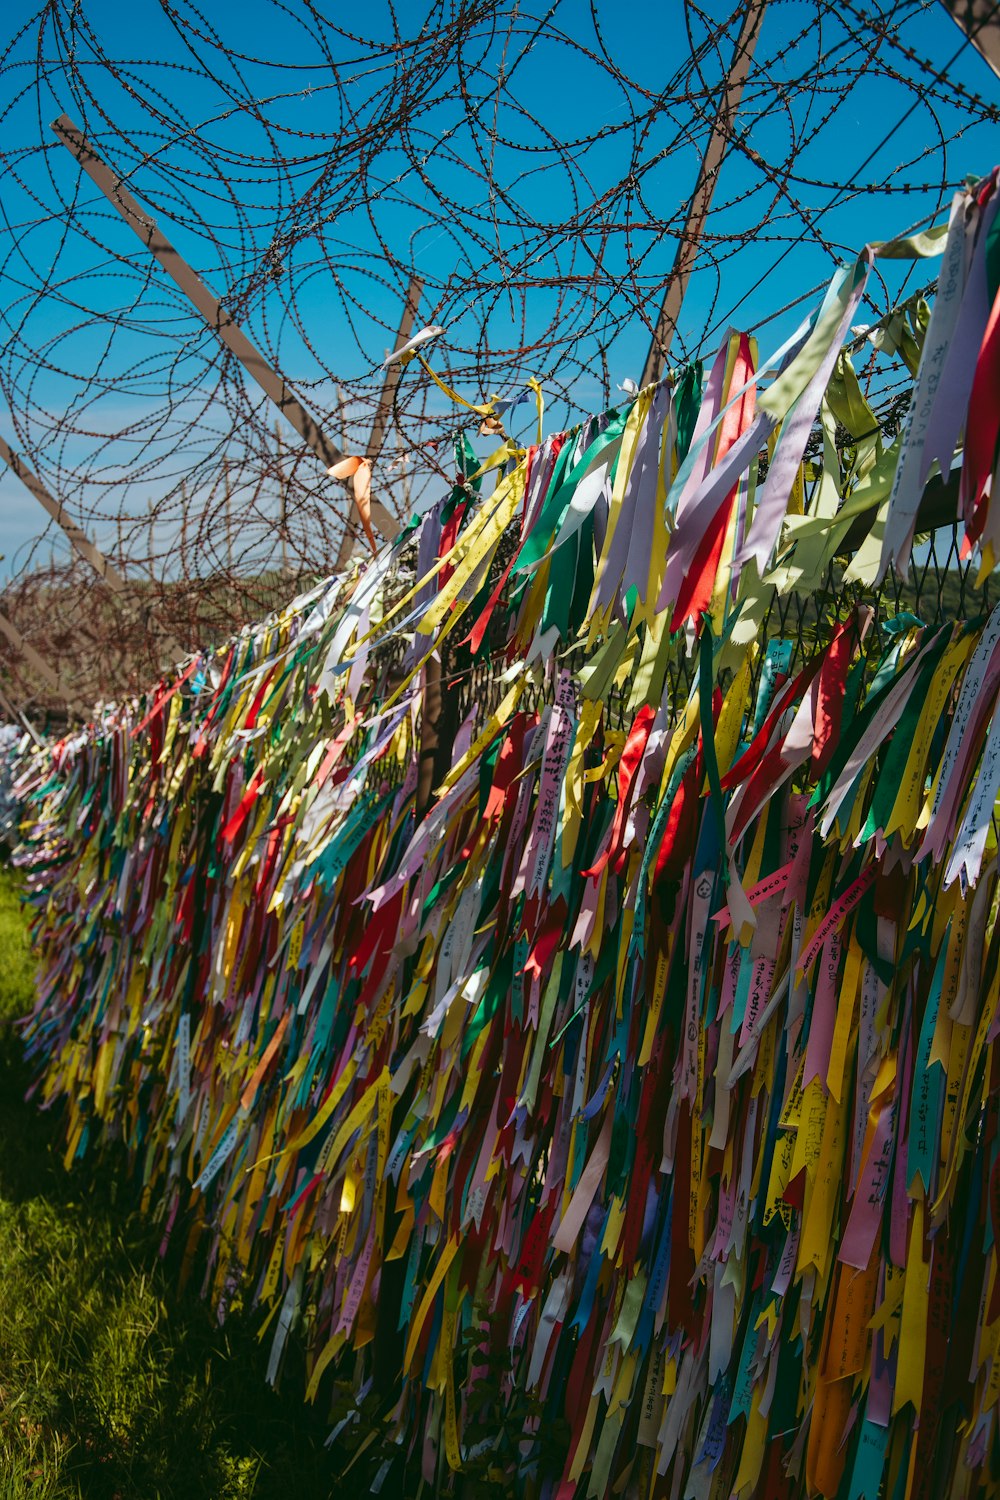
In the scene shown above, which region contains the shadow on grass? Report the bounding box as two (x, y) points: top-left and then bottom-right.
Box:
(0, 870), (338, 1500)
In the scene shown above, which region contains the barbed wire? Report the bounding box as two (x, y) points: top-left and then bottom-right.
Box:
(0, 0), (993, 717)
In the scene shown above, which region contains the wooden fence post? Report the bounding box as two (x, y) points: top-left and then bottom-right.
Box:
(50, 113), (400, 549)
(640, 0), (767, 387)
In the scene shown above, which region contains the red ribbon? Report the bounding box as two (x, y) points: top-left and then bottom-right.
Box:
(671, 333), (757, 631)
(582, 703), (656, 877)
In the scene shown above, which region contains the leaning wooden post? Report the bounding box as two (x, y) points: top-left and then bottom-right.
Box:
(0, 434), (186, 666)
(50, 114), (400, 550)
(0, 610), (76, 710)
(0, 435), (129, 590)
(938, 0), (1000, 79)
(640, 0), (767, 387)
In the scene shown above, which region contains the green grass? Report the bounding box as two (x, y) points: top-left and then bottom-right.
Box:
(0, 868), (338, 1499)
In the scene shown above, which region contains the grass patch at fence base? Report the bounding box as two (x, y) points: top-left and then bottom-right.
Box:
(0, 868), (336, 1500)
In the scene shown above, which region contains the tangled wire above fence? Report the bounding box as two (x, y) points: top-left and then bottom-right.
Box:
(0, 0), (997, 715)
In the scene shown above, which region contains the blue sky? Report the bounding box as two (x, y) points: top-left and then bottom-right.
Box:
(0, 0), (999, 580)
